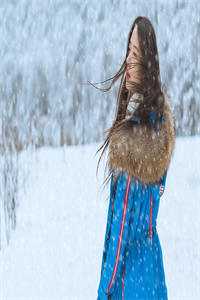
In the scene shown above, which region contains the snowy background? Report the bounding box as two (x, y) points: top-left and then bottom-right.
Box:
(1, 137), (200, 299)
(0, 0), (200, 148)
(0, 0), (200, 299)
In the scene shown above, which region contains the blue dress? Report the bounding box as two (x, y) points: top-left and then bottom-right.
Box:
(97, 171), (168, 300)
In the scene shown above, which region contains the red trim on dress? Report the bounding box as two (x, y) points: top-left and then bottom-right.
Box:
(106, 175), (131, 293)
(149, 193), (153, 243)
(122, 265), (125, 300)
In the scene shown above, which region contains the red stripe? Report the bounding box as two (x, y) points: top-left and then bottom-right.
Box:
(112, 199), (114, 213)
(149, 194), (153, 241)
(107, 175), (131, 293)
(122, 265), (125, 300)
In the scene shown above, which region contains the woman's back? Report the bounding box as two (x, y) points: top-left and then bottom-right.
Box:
(97, 91), (175, 299)
(127, 175), (168, 300)
(95, 16), (175, 300)
(97, 170), (168, 300)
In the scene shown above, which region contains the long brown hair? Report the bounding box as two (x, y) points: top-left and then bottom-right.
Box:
(89, 16), (165, 191)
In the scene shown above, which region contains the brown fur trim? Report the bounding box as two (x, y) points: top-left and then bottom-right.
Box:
(108, 94), (176, 184)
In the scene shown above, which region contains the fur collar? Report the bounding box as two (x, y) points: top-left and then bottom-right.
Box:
(108, 94), (176, 184)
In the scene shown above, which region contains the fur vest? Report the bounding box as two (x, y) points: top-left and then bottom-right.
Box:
(108, 93), (176, 184)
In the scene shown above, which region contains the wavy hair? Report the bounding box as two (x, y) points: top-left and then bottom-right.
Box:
(88, 16), (165, 192)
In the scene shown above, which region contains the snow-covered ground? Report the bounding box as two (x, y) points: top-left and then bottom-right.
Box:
(0, 136), (200, 300)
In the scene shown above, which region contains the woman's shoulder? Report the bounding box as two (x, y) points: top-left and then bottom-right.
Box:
(108, 94), (175, 185)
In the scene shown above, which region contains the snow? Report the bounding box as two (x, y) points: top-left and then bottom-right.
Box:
(0, 1), (200, 147)
(0, 136), (200, 299)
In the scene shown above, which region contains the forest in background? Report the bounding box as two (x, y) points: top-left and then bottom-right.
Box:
(0, 0), (200, 153)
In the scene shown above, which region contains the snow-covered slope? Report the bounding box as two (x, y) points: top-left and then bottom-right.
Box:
(0, 136), (200, 300)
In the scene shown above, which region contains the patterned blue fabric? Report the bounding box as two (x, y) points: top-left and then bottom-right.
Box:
(97, 171), (168, 300)
(129, 111), (165, 128)
(148, 111), (165, 125)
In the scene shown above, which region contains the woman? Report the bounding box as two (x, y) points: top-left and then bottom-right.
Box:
(92, 16), (175, 300)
